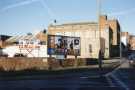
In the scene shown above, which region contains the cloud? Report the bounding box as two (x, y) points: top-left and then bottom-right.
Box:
(1, 0), (39, 12)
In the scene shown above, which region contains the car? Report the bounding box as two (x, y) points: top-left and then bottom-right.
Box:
(128, 53), (135, 67)
(14, 53), (27, 57)
(0, 53), (8, 57)
(128, 54), (135, 60)
(0, 49), (8, 57)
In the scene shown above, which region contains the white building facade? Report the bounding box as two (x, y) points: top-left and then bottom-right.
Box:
(3, 32), (48, 57)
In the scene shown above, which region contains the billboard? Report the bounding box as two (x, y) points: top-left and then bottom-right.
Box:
(47, 35), (80, 55)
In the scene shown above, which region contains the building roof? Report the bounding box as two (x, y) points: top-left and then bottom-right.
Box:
(6, 31), (47, 43)
(0, 35), (11, 41)
(130, 35), (135, 38)
(50, 22), (98, 27)
(6, 35), (37, 43)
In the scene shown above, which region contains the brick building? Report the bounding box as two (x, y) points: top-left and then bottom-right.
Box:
(100, 15), (120, 45)
(100, 15), (121, 57)
(48, 15), (121, 59)
(121, 32), (129, 46)
(0, 35), (11, 48)
(48, 22), (111, 59)
(129, 35), (135, 50)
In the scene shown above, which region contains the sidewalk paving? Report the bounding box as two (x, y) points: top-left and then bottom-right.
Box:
(53, 58), (121, 71)
(0, 58), (122, 80)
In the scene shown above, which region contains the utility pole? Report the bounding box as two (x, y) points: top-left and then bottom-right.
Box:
(120, 28), (122, 59)
(97, 0), (101, 51)
(97, 0), (103, 77)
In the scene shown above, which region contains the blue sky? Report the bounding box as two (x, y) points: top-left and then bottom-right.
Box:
(0, 0), (135, 35)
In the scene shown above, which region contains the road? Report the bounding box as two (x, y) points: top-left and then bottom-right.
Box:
(104, 58), (135, 90)
(0, 58), (134, 90)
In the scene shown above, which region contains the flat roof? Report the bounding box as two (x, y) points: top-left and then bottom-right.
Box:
(50, 22), (98, 27)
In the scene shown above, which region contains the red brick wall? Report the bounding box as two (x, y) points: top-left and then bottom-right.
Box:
(0, 57), (48, 71)
(0, 57), (87, 71)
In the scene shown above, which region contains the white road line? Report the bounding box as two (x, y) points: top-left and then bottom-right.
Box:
(105, 76), (115, 87)
(105, 58), (126, 77)
(104, 58), (130, 90)
(80, 76), (88, 79)
(111, 74), (129, 90)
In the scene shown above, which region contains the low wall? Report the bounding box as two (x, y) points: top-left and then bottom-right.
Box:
(0, 57), (87, 71)
(62, 58), (86, 67)
(0, 57), (49, 71)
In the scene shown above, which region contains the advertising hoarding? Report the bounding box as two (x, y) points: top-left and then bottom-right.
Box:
(48, 35), (80, 55)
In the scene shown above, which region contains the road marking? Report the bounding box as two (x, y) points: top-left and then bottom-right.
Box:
(80, 76), (88, 79)
(79, 75), (101, 79)
(111, 73), (129, 90)
(104, 59), (130, 90)
(105, 58), (126, 76)
(105, 76), (115, 87)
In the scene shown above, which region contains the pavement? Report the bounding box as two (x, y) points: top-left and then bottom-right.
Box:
(52, 58), (121, 70)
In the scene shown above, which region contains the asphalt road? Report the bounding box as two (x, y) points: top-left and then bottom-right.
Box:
(0, 58), (134, 90)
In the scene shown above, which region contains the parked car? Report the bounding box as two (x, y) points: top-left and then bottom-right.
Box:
(0, 48), (8, 57)
(0, 53), (8, 57)
(14, 53), (27, 57)
(128, 53), (135, 67)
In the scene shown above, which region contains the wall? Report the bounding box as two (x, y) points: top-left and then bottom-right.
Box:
(3, 45), (48, 57)
(48, 22), (110, 59)
(0, 57), (87, 71)
(0, 40), (6, 48)
(48, 15), (121, 58)
(0, 57), (49, 71)
(121, 32), (129, 46)
(99, 15), (120, 45)
(101, 27), (110, 58)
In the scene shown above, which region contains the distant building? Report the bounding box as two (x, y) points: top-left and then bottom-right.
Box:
(120, 32), (130, 57)
(0, 35), (11, 48)
(121, 32), (129, 46)
(129, 35), (135, 50)
(48, 15), (121, 59)
(3, 31), (48, 57)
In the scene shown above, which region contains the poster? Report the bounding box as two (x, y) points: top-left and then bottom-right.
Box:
(48, 35), (80, 55)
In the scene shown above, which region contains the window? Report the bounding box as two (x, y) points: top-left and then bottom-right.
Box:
(19, 41), (23, 44)
(74, 39), (79, 45)
(40, 41), (46, 45)
(89, 44), (92, 53)
(30, 41), (34, 44)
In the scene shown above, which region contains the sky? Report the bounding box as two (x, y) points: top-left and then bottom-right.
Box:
(0, 0), (135, 36)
